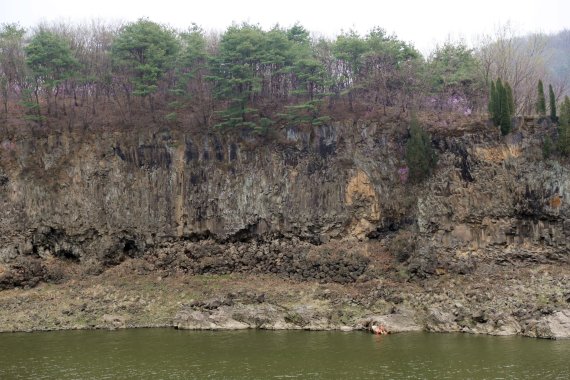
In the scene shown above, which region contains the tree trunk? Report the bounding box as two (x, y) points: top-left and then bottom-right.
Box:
(34, 85), (42, 126)
(123, 83), (132, 118)
(149, 95), (156, 122)
(46, 90), (51, 116)
(2, 89), (7, 117)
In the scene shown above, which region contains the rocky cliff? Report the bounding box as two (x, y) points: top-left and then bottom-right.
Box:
(1, 121), (408, 283)
(0, 118), (569, 337)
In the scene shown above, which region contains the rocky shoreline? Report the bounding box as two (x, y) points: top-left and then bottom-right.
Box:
(1, 257), (568, 339)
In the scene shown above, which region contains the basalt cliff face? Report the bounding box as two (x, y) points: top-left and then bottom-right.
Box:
(0, 119), (569, 337)
(1, 121), (407, 283)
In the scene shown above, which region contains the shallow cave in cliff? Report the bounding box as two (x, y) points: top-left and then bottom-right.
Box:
(55, 249), (80, 263)
(122, 239), (138, 258)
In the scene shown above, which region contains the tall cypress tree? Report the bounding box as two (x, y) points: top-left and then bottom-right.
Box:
(549, 84), (557, 121)
(559, 96), (570, 155)
(499, 82), (511, 135)
(536, 79), (546, 116)
(489, 78), (514, 134)
(505, 82), (515, 117)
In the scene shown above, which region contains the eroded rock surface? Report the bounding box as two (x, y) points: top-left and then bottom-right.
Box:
(0, 119), (569, 338)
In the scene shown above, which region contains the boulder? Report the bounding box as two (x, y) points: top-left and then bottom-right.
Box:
(425, 308), (460, 332)
(534, 309), (570, 339)
(174, 308), (249, 330)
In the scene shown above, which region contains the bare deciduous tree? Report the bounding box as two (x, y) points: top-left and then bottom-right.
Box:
(476, 23), (550, 115)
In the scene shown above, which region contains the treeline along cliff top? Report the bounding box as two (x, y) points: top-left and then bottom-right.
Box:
(0, 19), (569, 138)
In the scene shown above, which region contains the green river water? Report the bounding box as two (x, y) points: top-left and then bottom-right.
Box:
(0, 329), (568, 379)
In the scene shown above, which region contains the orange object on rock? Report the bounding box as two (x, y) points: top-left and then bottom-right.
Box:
(371, 324), (388, 335)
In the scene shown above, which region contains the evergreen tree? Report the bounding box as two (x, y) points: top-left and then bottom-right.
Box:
(560, 96), (570, 126)
(536, 79), (546, 116)
(207, 23), (268, 130)
(405, 116), (437, 182)
(488, 77), (513, 134)
(169, 25), (208, 123)
(549, 84), (557, 121)
(111, 19), (179, 110)
(499, 82), (511, 135)
(558, 96), (570, 155)
(0, 24), (26, 116)
(428, 41), (481, 111)
(505, 82), (515, 117)
(25, 29), (79, 119)
(332, 30), (368, 111)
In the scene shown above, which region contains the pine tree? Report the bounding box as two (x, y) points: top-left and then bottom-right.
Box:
(536, 79), (546, 116)
(25, 30), (79, 119)
(111, 19), (179, 112)
(405, 116), (437, 182)
(549, 84), (557, 122)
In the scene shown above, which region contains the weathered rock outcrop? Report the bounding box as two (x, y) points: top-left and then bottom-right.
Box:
(0, 120), (568, 284)
(0, 118), (569, 338)
(525, 309), (570, 339)
(0, 122), (405, 285)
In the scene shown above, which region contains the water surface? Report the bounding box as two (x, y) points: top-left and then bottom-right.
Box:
(0, 329), (568, 379)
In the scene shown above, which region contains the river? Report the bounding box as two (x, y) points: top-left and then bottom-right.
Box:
(0, 329), (568, 379)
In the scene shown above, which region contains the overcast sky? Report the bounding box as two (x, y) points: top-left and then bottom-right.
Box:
(2, 0), (569, 54)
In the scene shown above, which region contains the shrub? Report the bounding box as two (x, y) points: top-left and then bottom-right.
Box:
(405, 116), (437, 182)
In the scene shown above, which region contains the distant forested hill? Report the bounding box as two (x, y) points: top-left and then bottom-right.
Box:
(546, 29), (570, 97)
